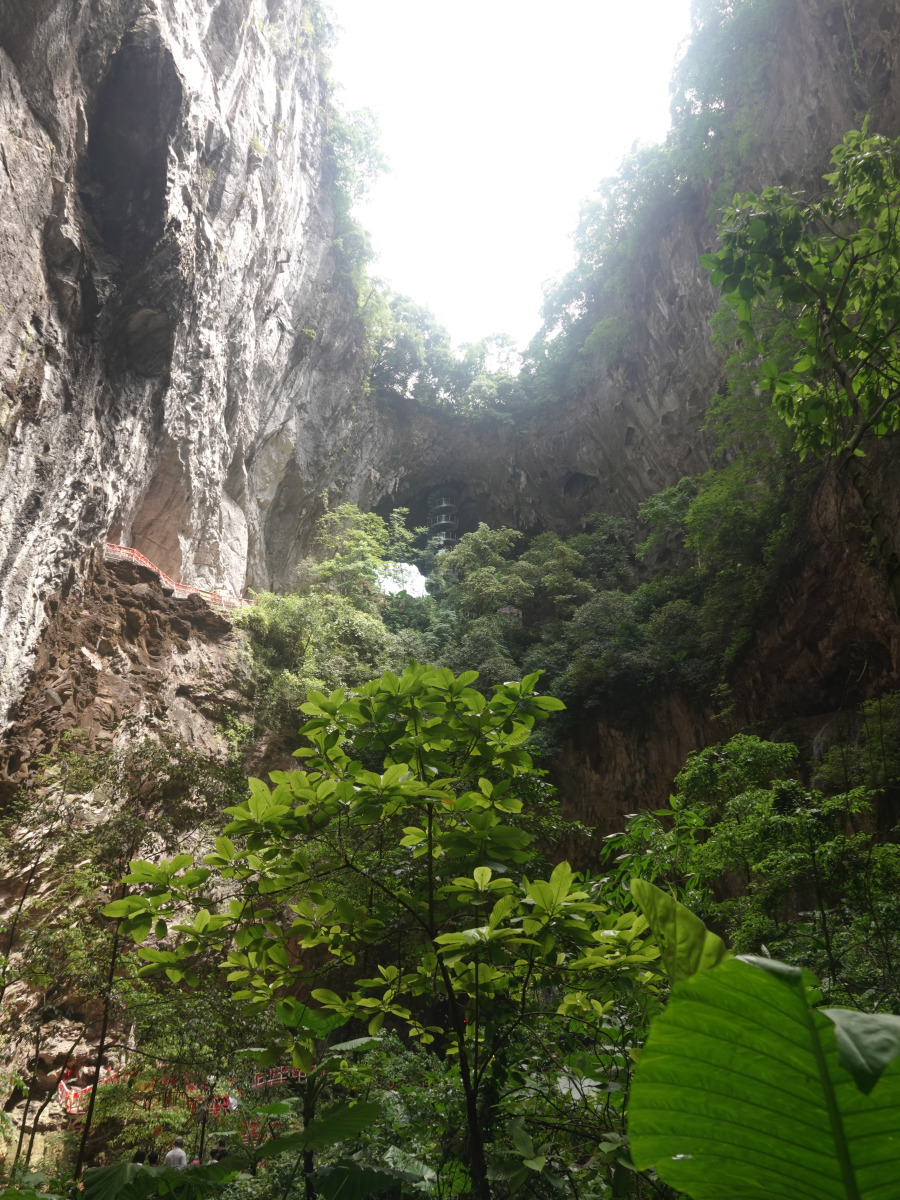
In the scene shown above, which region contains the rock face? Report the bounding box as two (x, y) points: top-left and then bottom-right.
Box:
(556, 463), (900, 843)
(3, 0), (900, 759)
(0, 553), (251, 797)
(0, 0), (374, 724)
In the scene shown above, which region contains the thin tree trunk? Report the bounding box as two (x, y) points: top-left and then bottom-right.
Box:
(12, 1026), (42, 1173)
(302, 1076), (317, 1200)
(438, 960), (492, 1200)
(73, 906), (124, 1179)
(198, 1071), (219, 1163)
(25, 1035), (83, 1165)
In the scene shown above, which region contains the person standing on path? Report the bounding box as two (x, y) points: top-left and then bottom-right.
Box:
(164, 1137), (187, 1169)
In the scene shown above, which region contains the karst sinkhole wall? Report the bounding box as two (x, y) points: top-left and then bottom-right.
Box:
(3, 0), (900, 749)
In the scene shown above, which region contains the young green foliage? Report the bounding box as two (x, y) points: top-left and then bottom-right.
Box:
(116, 664), (662, 1200)
(703, 126), (900, 608)
(606, 724), (900, 1010)
(704, 127), (900, 461)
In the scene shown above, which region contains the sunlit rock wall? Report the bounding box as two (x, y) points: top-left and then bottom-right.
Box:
(0, 0), (373, 724)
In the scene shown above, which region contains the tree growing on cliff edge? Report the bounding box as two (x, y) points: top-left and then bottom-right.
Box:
(702, 126), (900, 611)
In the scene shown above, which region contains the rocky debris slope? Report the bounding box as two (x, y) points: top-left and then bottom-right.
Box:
(0, 554), (250, 800)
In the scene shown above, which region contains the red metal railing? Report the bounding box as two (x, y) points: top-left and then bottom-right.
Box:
(103, 543), (252, 611)
(56, 1065), (303, 1114)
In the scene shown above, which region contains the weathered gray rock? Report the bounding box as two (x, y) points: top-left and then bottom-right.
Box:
(3, 0), (900, 729)
(0, 0), (372, 724)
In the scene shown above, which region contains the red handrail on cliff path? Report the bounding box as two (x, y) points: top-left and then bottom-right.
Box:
(103, 542), (252, 611)
(56, 1065), (303, 1115)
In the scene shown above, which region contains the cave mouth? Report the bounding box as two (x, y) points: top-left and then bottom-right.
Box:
(563, 471), (599, 499)
(84, 22), (182, 274)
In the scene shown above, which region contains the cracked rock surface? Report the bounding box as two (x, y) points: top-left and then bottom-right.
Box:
(0, 0), (373, 725)
(0, 553), (251, 797)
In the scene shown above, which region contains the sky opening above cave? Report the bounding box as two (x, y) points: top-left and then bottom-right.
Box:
(327, 0), (694, 352)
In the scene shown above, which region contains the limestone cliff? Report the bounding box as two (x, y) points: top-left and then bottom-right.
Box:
(0, 0), (374, 724)
(3, 0), (900, 795)
(0, 551), (253, 797)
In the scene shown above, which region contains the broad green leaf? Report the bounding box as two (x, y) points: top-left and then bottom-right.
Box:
(257, 1101), (380, 1158)
(549, 860), (574, 904)
(488, 894), (517, 930)
(101, 897), (146, 918)
(83, 1161), (238, 1200)
(313, 1160), (418, 1200)
(454, 670), (480, 689)
(737, 277), (756, 300)
(292, 1043), (314, 1071)
(124, 860), (164, 883)
(255, 1099), (294, 1116)
(823, 1008), (900, 1095)
(180, 868), (210, 888)
(327, 1036), (382, 1053)
(312, 988), (345, 1006)
(509, 1117), (534, 1158)
(473, 866), (493, 889)
(125, 916), (152, 944)
(629, 956), (900, 1200)
(81, 1162), (145, 1200)
(630, 878), (728, 982)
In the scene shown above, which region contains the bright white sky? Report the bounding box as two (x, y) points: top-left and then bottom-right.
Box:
(327, 0), (693, 351)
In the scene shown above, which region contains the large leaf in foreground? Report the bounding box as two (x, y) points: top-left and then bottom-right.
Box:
(628, 956), (900, 1200)
(82, 1162), (238, 1200)
(313, 1160), (420, 1200)
(630, 878), (728, 983)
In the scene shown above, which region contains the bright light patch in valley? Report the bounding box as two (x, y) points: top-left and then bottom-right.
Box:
(327, 0), (693, 350)
(379, 563), (429, 597)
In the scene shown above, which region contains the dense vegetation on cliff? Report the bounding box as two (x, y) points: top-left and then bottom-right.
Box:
(235, 392), (802, 749)
(4, 672), (900, 1200)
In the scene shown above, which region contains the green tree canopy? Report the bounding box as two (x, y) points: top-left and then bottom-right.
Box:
(703, 126), (900, 607)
